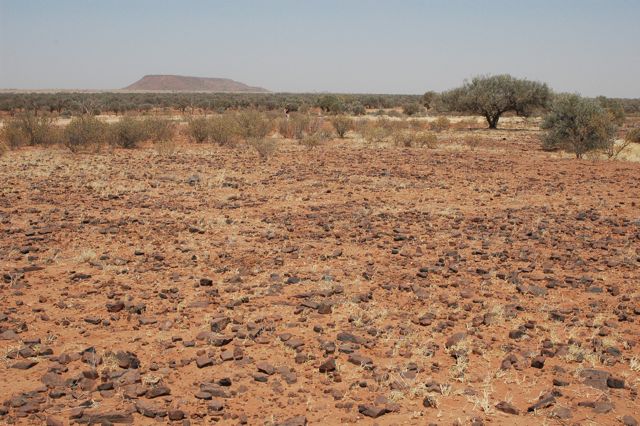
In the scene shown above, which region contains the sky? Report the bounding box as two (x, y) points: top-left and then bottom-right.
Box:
(1, 0), (639, 96)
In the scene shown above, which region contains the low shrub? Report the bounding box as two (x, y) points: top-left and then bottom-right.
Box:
(403, 103), (422, 116)
(236, 110), (272, 139)
(414, 131), (438, 148)
(209, 115), (240, 146)
(64, 116), (108, 153)
(1, 113), (60, 146)
(301, 130), (330, 150)
(187, 117), (210, 143)
(248, 137), (277, 160)
(143, 117), (175, 142)
(392, 130), (414, 147)
(431, 116), (451, 132)
(109, 117), (147, 148)
(0, 142), (7, 157)
(1, 120), (30, 148)
(463, 137), (481, 151)
(626, 128), (640, 144)
(331, 115), (353, 138)
(278, 113), (312, 139)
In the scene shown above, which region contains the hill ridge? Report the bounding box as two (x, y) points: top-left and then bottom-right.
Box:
(124, 74), (269, 92)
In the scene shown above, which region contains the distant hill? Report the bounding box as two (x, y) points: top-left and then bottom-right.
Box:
(124, 75), (269, 92)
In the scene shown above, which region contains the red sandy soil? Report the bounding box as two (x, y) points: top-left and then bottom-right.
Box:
(1, 136), (639, 425)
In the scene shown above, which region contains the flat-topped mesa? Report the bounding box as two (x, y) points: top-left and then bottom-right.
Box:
(124, 74), (269, 92)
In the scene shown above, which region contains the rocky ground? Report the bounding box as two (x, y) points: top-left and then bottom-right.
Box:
(1, 134), (639, 425)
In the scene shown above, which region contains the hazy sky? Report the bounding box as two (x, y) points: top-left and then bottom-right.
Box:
(1, 0), (639, 96)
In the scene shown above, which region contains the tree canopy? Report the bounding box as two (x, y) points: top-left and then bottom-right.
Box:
(440, 74), (551, 129)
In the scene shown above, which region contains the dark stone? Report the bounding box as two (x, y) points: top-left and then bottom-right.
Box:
(146, 385), (171, 398)
(607, 376), (625, 389)
(531, 356), (545, 369)
(358, 404), (388, 418)
(319, 357), (336, 373)
(495, 401), (519, 415)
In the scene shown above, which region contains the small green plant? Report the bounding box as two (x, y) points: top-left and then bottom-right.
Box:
(331, 115), (353, 138)
(64, 116), (108, 153)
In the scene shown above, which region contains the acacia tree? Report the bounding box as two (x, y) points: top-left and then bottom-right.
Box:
(541, 94), (617, 159)
(441, 74), (551, 129)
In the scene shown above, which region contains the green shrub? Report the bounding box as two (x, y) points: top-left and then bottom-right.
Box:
(441, 74), (551, 128)
(187, 117), (210, 143)
(209, 115), (240, 146)
(542, 94), (617, 159)
(64, 116), (108, 152)
(331, 116), (352, 138)
(109, 117), (147, 148)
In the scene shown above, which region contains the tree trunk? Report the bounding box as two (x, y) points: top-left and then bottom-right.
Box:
(487, 115), (500, 129)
